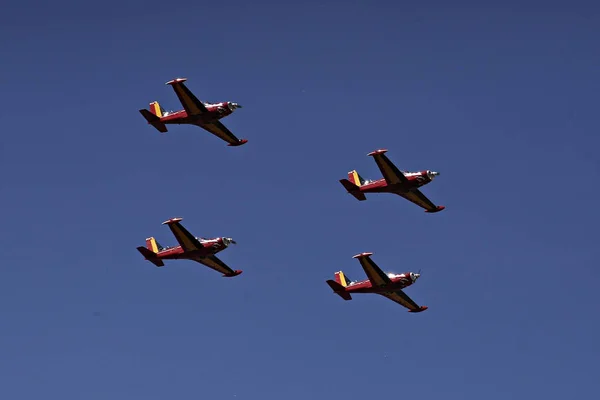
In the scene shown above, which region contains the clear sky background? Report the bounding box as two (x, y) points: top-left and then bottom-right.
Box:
(1, 1), (599, 399)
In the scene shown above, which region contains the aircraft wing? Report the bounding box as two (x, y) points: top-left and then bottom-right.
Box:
(353, 252), (392, 288)
(193, 254), (237, 276)
(162, 218), (204, 252)
(399, 189), (440, 212)
(368, 150), (408, 185)
(378, 290), (426, 312)
(201, 120), (245, 146)
(167, 78), (209, 116)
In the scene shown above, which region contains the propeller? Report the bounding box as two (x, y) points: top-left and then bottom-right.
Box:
(427, 170), (440, 179)
(228, 102), (243, 111)
(223, 237), (237, 246)
(412, 269), (422, 281)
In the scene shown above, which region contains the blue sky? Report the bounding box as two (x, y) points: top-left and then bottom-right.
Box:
(1, 1), (599, 399)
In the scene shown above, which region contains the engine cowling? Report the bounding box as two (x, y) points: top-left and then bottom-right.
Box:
(426, 170), (440, 180)
(227, 102), (242, 111)
(222, 237), (237, 246)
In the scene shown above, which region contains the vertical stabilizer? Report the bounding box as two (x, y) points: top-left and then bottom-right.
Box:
(335, 271), (351, 287)
(149, 101), (165, 117)
(145, 237), (164, 253)
(348, 170), (365, 186)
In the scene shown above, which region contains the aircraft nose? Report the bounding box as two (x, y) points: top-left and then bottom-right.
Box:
(414, 273), (420, 280)
(427, 171), (440, 179)
(222, 237), (237, 246)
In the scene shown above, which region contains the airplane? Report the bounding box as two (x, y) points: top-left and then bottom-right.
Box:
(136, 217), (243, 277)
(138, 77), (247, 147)
(326, 252), (428, 312)
(339, 148), (445, 213)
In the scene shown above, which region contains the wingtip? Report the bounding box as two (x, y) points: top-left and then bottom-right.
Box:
(223, 270), (243, 277)
(425, 206), (445, 213)
(367, 148), (388, 157)
(227, 139), (248, 146)
(162, 217), (183, 225)
(165, 77), (187, 85)
(352, 252), (374, 259)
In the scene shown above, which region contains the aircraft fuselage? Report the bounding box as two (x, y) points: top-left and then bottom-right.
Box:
(154, 237), (230, 260)
(159, 102), (237, 125)
(359, 171), (435, 194)
(345, 272), (417, 294)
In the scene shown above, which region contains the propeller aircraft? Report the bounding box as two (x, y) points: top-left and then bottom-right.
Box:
(339, 148), (445, 213)
(326, 252), (428, 312)
(136, 217), (242, 277)
(139, 77), (247, 146)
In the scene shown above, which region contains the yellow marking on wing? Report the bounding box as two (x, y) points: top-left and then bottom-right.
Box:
(359, 257), (389, 287)
(390, 293), (413, 309)
(171, 224), (200, 251)
(403, 191), (435, 210)
(173, 85), (203, 115)
(382, 291), (419, 311)
(202, 122), (239, 144)
(195, 255), (233, 275)
(378, 161), (402, 184)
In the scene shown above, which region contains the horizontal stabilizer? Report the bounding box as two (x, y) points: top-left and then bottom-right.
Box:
(139, 109), (168, 133)
(136, 246), (165, 267)
(339, 179), (366, 201)
(326, 280), (352, 301)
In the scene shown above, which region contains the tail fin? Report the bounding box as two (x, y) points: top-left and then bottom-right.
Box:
(326, 271), (353, 301)
(335, 271), (351, 287)
(149, 101), (165, 117)
(339, 179), (367, 201)
(348, 170), (366, 186)
(146, 237), (164, 252)
(136, 237), (165, 267)
(139, 101), (168, 133)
